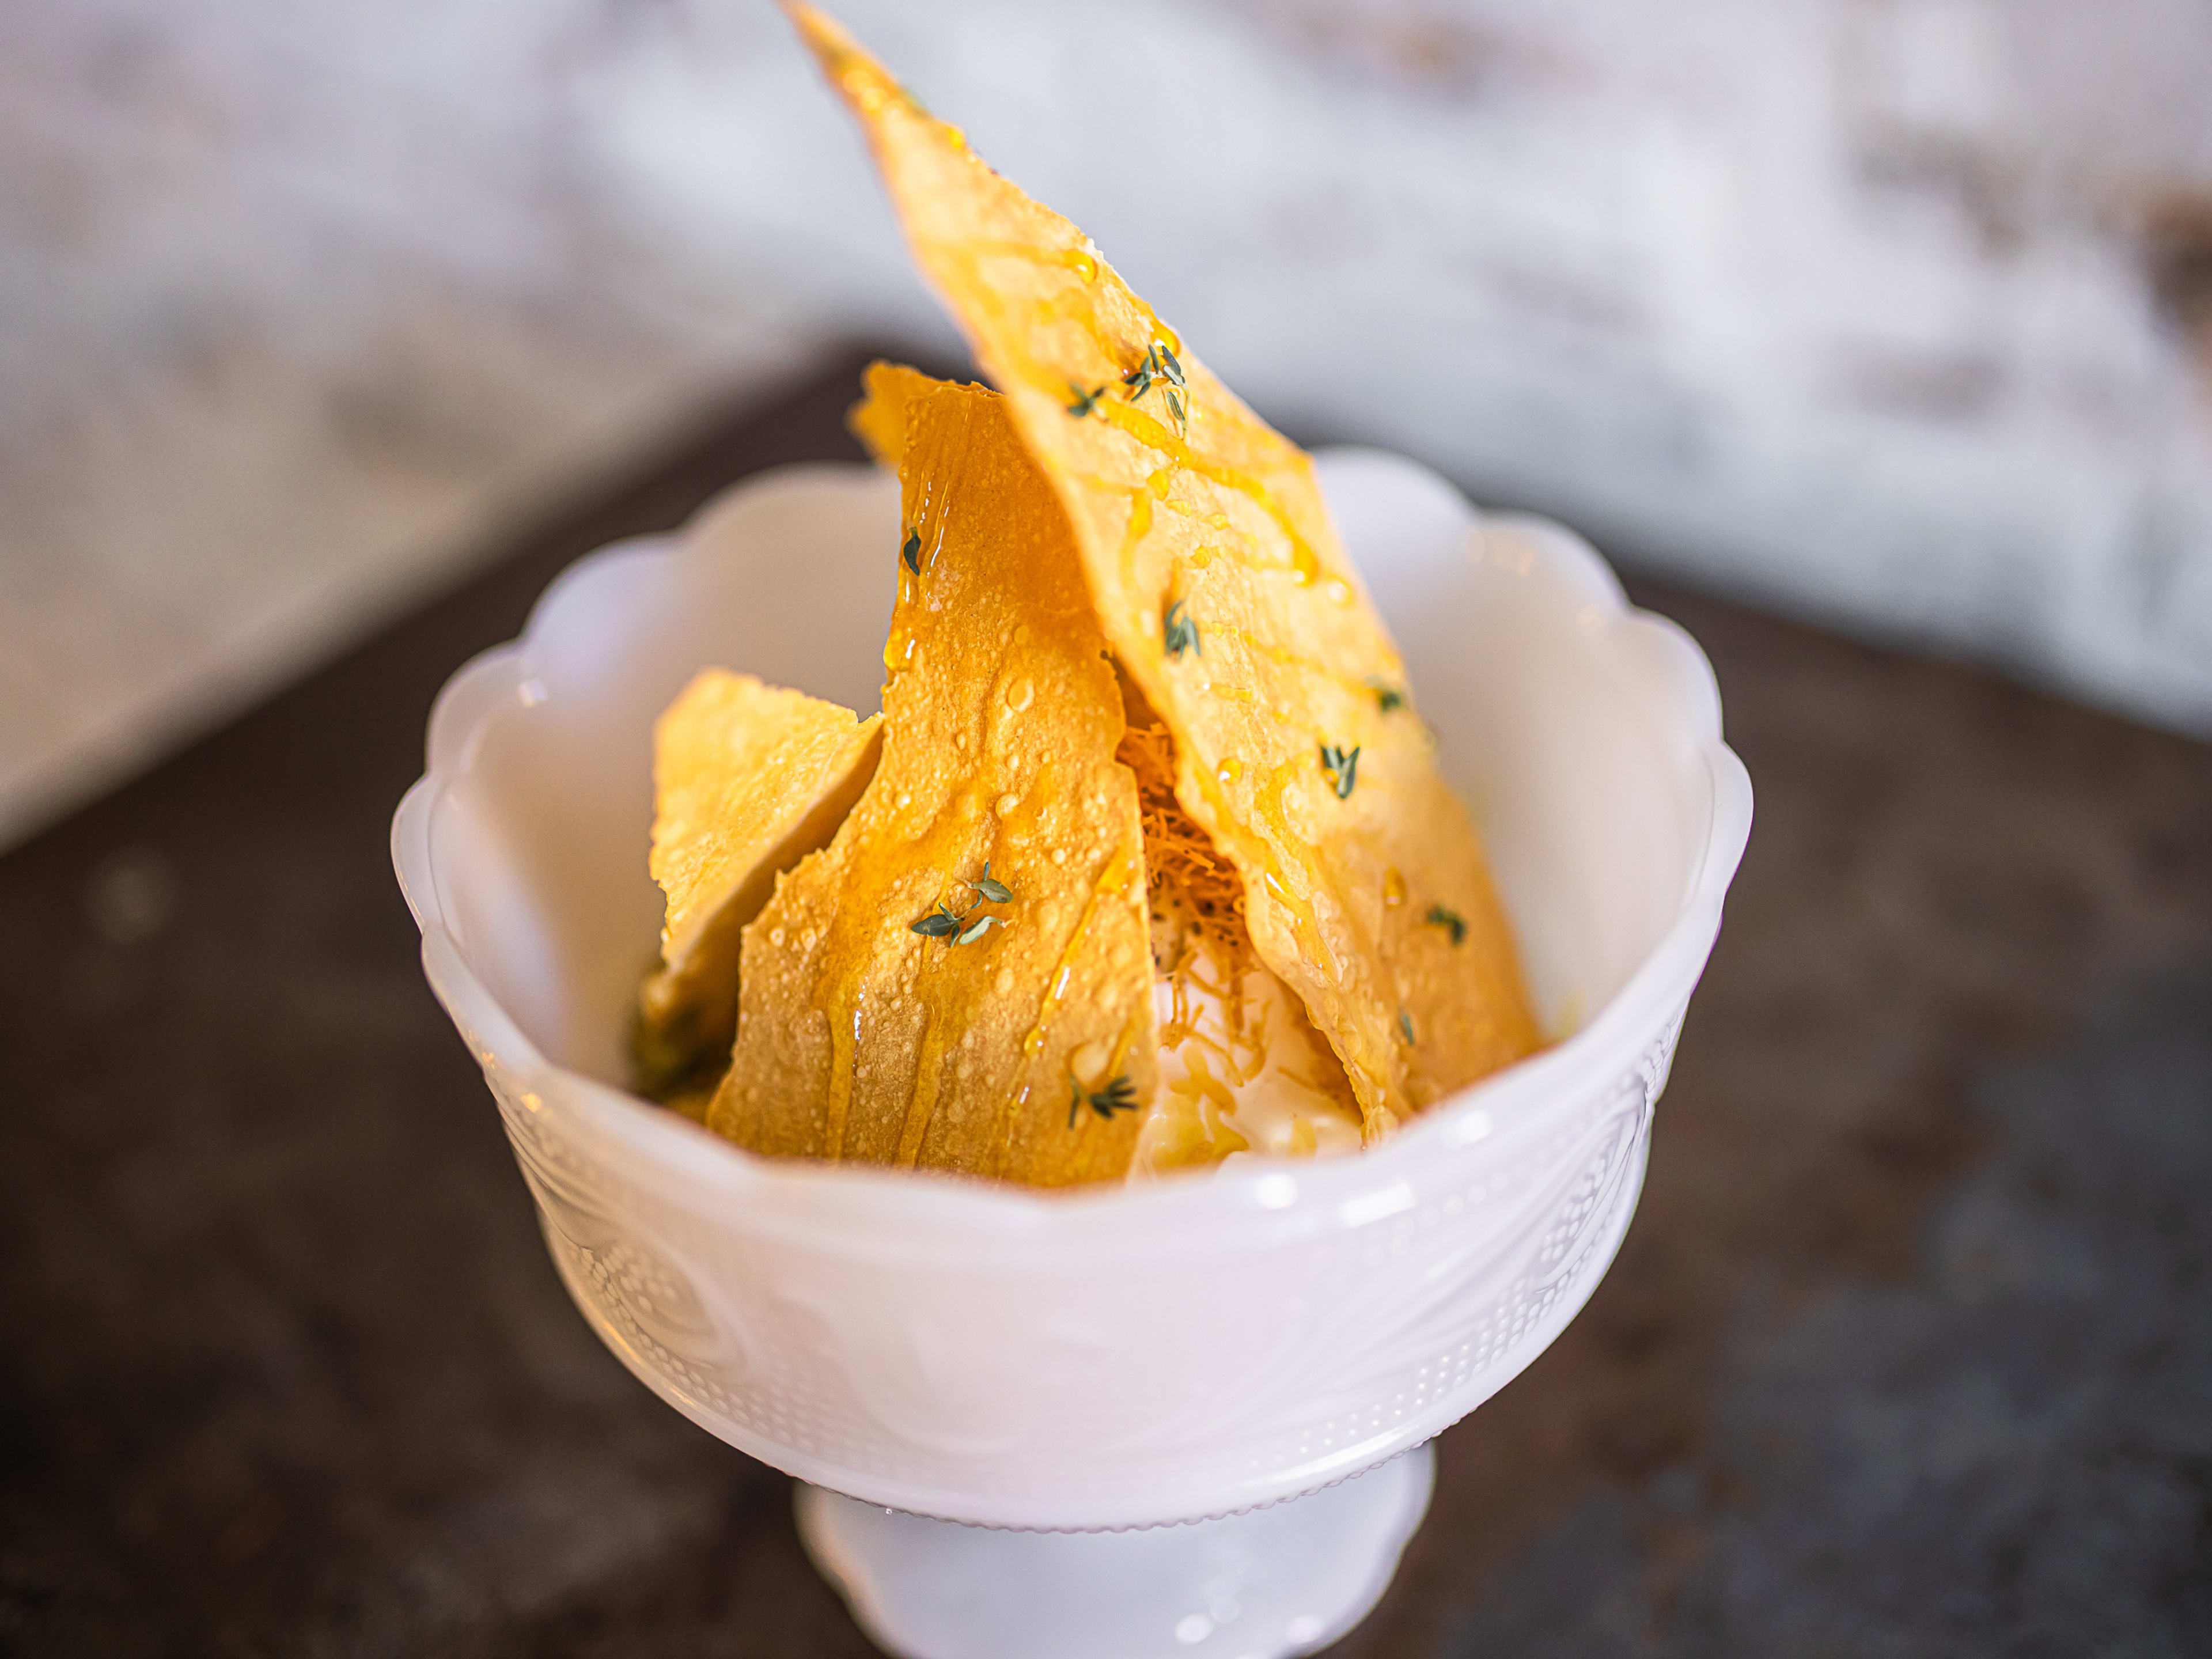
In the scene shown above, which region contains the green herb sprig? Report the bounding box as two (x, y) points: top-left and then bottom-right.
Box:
(1065, 382), (1108, 418)
(1366, 677), (1406, 713)
(1162, 599), (1200, 659)
(902, 529), (922, 575)
(1319, 743), (1361, 800)
(1122, 341), (1187, 430)
(1068, 1072), (1138, 1128)
(1424, 904), (1467, 945)
(1399, 1010), (1416, 1045)
(909, 861), (1015, 946)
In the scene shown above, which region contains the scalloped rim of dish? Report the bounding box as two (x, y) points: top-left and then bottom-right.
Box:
(391, 449), (1752, 1256)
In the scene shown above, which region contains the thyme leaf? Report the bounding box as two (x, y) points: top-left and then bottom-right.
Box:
(1065, 382), (1107, 418)
(902, 529), (922, 575)
(1424, 904), (1467, 946)
(1067, 1071), (1139, 1128)
(1366, 677), (1406, 713)
(1399, 1009), (1416, 1045)
(1122, 342), (1189, 432)
(1319, 743), (1361, 800)
(1162, 599), (1200, 659)
(912, 863), (1015, 945)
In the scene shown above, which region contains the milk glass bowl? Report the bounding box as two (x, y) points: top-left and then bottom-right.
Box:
(391, 449), (1750, 1659)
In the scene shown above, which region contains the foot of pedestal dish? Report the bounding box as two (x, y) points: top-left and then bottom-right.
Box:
(794, 1444), (1435, 1659)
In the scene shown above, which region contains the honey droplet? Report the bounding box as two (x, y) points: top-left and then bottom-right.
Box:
(1189, 547), (1214, 569)
(1324, 579), (1350, 605)
(995, 791), (1019, 816)
(1215, 756), (1244, 785)
(1384, 868), (1407, 907)
(1068, 248), (1099, 282)
(1005, 679), (1035, 712)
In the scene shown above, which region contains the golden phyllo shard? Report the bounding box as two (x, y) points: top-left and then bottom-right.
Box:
(640, 669), (882, 1095)
(847, 359), (937, 471)
(711, 374), (1157, 1185)
(783, 2), (1539, 1134)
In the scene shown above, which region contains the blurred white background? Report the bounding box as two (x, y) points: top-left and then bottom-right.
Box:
(6, 0), (2211, 846)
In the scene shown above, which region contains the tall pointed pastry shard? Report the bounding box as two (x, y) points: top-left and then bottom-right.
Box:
(783, 3), (1539, 1132)
(713, 374), (1156, 1185)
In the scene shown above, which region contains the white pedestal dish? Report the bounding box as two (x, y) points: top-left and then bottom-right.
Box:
(391, 450), (1749, 1657)
(797, 1445), (1434, 1659)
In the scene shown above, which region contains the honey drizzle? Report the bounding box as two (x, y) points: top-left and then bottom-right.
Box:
(1210, 683), (1290, 724)
(929, 241), (1148, 389)
(1002, 349), (1328, 590)
(997, 846), (1140, 1171)
(815, 786), (981, 1162)
(1091, 400), (1324, 585)
(895, 1004), (953, 1168)
(1028, 295), (1139, 369)
(957, 238), (1100, 283)
(1119, 489), (1153, 594)
(1067, 471), (1236, 538)
(1207, 620), (1401, 715)
(824, 983), (862, 1160)
(1248, 759), (1333, 974)
(1102, 1003), (1145, 1093)
(1016, 847), (1136, 1063)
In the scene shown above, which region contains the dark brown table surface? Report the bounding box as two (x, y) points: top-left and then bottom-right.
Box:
(4, 355), (2209, 1657)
